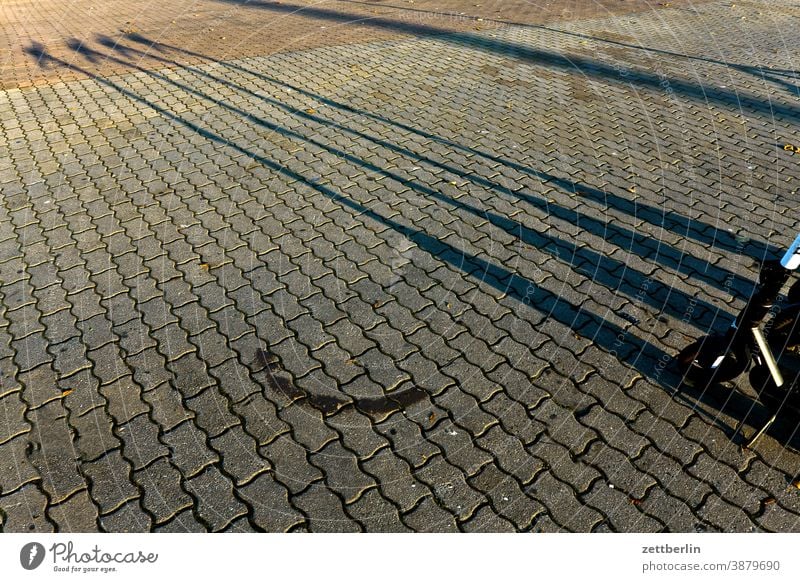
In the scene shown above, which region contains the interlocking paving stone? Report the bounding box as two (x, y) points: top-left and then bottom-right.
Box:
(631, 410), (702, 467)
(183, 465), (248, 532)
(581, 440), (656, 500)
(142, 383), (195, 432)
(69, 404), (119, 460)
(223, 517), (258, 533)
(413, 456), (486, 521)
(461, 504), (516, 532)
(312, 441), (377, 503)
(468, 462), (545, 530)
(529, 512), (564, 533)
(436, 386), (499, 438)
(533, 437), (601, 495)
(527, 471), (604, 532)
(47, 490), (99, 532)
(530, 401), (598, 459)
(346, 487), (411, 532)
(277, 404), (338, 453)
(239, 472), (305, 532)
(209, 425), (271, 486)
(232, 395), (290, 447)
(151, 508), (204, 533)
(16, 366), (61, 411)
(427, 422), (493, 477)
(2, 0), (800, 532)
(637, 487), (700, 533)
(324, 409), (388, 459)
(161, 420), (220, 479)
(482, 392), (543, 445)
(743, 460), (800, 516)
(401, 496), (458, 532)
(292, 482), (361, 533)
(0, 483), (52, 533)
(83, 450), (139, 515)
(681, 416), (756, 472)
(185, 386), (241, 439)
(361, 448), (429, 513)
(116, 414), (169, 471)
(634, 447), (712, 510)
(136, 458), (194, 525)
(688, 453), (764, 516)
(757, 503), (800, 533)
(374, 413), (440, 469)
(582, 480), (664, 532)
(479, 424), (545, 486)
(261, 435), (324, 495)
(26, 401), (86, 504)
(99, 378), (149, 425)
(697, 494), (757, 532)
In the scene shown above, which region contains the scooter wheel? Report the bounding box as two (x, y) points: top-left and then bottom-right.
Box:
(675, 335), (750, 388)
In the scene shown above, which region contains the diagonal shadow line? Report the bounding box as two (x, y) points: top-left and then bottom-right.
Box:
(121, 33), (783, 263)
(65, 39), (729, 329)
(333, 0), (533, 28)
(24, 41), (681, 391)
(335, 0), (800, 97)
(99, 34), (756, 297)
(543, 24), (800, 98)
(209, 0), (800, 123)
(526, 20), (800, 97)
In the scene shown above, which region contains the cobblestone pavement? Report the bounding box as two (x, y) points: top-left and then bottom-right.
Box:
(2, 0), (800, 532)
(1, 0), (707, 88)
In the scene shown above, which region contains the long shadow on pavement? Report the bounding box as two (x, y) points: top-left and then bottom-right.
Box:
(212, 0), (800, 123)
(24, 39), (790, 446)
(100, 34), (764, 305)
(63, 38), (738, 334)
(333, 0), (800, 98)
(25, 42), (677, 374)
(119, 32), (785, 268)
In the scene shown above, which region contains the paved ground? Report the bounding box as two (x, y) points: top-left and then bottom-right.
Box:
(2, 0), (800, 532)
(1, 0), (706, 88)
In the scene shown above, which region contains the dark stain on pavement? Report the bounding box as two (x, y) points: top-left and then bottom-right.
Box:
(255, 348), (428, 415)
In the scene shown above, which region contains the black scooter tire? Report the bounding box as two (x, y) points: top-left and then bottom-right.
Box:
(675, 335), (750, 388)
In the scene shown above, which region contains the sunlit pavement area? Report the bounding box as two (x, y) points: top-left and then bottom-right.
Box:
(2, 0), (800, 532)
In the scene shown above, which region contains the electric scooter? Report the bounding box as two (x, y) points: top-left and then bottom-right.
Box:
(675, 233), (800, 448)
